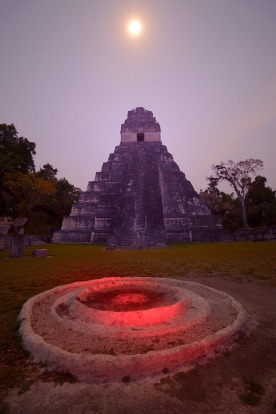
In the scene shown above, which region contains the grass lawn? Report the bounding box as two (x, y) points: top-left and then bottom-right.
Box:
(0, 242), (275, 396)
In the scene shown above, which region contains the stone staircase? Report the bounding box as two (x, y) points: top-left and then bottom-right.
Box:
(53, 141), (231, 246)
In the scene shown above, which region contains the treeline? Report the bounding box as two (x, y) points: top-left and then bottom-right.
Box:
(201, 160), (276, 232)
(0, 124), (80, 236)
(1, 124), (275, 237)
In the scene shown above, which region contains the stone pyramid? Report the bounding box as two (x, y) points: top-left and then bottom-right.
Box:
(53, 107), (229, 246)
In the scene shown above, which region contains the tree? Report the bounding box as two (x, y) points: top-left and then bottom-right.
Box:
(246, 175), (276, 227)
(37, 163), (58, 181)
(3, 172), (56, 217)
(30, 174), (80, 235)
(51, 178), (80, 221)
(201, 185), (243, 232)
(208, 159), (263, 227)
(0, 123), (80, 234)
(0, 124), (36, 215)
(0, 124), (36, 175)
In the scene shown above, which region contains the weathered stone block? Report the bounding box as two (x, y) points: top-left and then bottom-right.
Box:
(32, 249), (47, 258)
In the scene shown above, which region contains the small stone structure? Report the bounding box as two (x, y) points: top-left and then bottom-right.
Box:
(53, 108), (231, 246)
(32, 249), (47, 258)
(10, 234), (25, 258)
(10, 218), (32, 258)
(19, 277), (249, 382)
(233, 226), (276, 242)
(0, 219), (17, 250)
(0, 217), (32, 257)
(0, 218), (46, 251)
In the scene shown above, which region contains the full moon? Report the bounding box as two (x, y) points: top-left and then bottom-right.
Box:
(128, 19), (142, 36)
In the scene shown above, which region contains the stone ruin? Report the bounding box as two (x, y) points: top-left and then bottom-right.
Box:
(19, 277), (249, 382)
(53, 107), (230, 246)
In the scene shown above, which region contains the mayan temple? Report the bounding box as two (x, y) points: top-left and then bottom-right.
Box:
(53, 107), (229, 246)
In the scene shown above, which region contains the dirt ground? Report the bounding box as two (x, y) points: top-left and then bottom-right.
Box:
(4, 275), (276, 414)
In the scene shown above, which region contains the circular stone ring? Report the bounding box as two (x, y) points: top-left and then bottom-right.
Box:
(19, 277), (250, 382)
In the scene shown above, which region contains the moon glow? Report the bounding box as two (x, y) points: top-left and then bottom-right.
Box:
(128, 19), (142, 36)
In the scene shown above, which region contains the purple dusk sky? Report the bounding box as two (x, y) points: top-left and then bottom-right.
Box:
(1, 0), (275, 193)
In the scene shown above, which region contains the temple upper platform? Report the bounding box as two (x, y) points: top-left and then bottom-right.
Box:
(120, 107), (161, 143)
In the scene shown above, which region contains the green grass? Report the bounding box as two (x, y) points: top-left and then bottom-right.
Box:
(0, 242), (275, 395)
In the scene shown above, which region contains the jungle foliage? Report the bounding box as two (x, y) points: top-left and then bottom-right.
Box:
(0, 124), (80, 236)
(201, 161), (276, 232)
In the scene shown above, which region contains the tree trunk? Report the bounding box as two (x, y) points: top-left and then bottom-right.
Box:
(240, 198), (248, 227)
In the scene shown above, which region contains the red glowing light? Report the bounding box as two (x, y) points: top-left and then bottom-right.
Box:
(70, 279), (190, 327)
